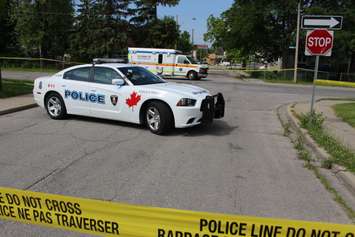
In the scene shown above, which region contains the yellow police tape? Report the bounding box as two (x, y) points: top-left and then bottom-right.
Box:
(0, 187), (354, 237)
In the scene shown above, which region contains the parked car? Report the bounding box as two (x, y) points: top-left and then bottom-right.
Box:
(33, 59), (225, 135)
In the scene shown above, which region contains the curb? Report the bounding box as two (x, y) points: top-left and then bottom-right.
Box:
(279, 102), (355, 197)
(0, 103), (37, 116)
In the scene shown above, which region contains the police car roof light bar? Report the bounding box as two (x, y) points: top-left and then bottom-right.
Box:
(93, 58), (127, 64)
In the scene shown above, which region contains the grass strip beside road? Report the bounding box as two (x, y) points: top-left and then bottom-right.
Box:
(315, 80), (355, 88)
(293, 135), (355, 220)
(333, 103), (355, 128)
(299, 112), (355, 173)
(0, 79), (33, 98)
(263, 79), (312, 84)
(277, 108), (355, 221)
(2, 67), (58, 73)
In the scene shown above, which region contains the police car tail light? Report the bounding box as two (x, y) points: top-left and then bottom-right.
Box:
(176, 98), (196, 107)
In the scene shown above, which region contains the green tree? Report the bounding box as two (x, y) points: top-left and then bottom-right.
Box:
(0, 0), (17, 90)
(177, 31), (192, 52)
(15, 1), (43, 57)
(70, 0), (98, 60)
(131, 0), (179, 24)
(15, 0), (74, 58)
(225, 48), (247, 64)
(0, 0), (17, 55)
(71, 0), (131, 61)
(129, 0), (180, 48)
(43, 0), (74, 57)
(204, 15), (226, 49)
(222, 0), (300, 66)
(93, 0), (131, 57)
(145, 16), (179, 48)
(204, 0), (355, 72)
(307, 1), (355, 74)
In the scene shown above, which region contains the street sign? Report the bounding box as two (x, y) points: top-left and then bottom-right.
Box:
(305, 29), (334, 56)
(301, 16), (342, 114)
(302, 15), (343, 30)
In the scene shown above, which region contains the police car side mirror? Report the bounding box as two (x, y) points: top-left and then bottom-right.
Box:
(112, 79), (125, 86)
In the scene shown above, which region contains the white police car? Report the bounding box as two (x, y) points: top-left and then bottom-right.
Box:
(33, 59), (225, 134)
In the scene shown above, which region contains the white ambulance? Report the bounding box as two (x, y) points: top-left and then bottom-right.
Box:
(128, 47), (208, 80)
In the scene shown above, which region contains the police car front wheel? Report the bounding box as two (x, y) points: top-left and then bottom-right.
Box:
(45, 93), (67, 120)
(145, 102), (173, 135)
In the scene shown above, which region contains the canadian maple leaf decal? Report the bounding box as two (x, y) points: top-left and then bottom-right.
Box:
(126, 91), (141, 110)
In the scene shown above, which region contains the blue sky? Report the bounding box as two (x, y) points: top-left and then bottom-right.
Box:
(158, 0), (234, 45)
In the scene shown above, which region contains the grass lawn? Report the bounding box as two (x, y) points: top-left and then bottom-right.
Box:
(2, 67), (58, 73)
(333, 103), (355, 128)
(0, 79), (33, 98)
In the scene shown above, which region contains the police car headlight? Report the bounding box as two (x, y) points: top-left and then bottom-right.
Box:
(176, 98), (196, 107)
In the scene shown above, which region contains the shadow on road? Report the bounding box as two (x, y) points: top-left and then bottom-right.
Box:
(172, 120), (238, 137)
(69, 114), (142, 129)
(67, 115), (236, 137)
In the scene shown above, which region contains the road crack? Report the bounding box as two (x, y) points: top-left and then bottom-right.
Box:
(22, 131), (144, 190)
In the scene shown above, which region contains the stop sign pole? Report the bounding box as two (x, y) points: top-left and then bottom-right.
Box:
(310, 56), (320, 113)
(305, 29), (334, 113)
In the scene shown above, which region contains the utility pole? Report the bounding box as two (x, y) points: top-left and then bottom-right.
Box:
(293, 1), (301, 83)
(0, 64), (2, 91)
(175, 15), (179, 49)
(191, 28), (194, 45)
(191, 17), (196, 46)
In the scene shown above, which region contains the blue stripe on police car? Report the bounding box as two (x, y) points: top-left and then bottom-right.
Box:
(64, 90), (105, 104)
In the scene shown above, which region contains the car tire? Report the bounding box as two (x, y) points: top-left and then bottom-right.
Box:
(45, 92), (67, 120)
(187, 71), (198, 80)
(145, 101), (173, 135)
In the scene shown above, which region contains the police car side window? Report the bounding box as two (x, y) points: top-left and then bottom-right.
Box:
(94, 67), (122, 85)
(63, 67), (91, 82)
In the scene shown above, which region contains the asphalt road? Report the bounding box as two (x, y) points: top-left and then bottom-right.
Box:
(1, 73), (355, 236)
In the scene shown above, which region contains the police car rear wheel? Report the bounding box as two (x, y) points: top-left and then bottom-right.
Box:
(45, 93), (67, 120)
(146, 102), (172, 135)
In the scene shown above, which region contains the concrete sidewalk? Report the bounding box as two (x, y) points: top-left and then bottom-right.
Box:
(0, 94), (37, 115)
(294, 100), (355, 152)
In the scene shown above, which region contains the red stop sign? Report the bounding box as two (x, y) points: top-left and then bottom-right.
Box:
(306, 29), (334, 56)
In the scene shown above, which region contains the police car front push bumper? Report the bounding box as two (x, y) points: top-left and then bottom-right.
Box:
(200, 93), (225, 123)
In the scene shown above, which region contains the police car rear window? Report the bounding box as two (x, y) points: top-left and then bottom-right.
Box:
(64, 67), (91, 81)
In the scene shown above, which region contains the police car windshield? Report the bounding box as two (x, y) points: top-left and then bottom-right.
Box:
(118, 67), (165, 85)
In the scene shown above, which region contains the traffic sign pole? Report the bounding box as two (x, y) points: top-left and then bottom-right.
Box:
(310, 56), (319, 114)
(303, 14), (342, 115)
